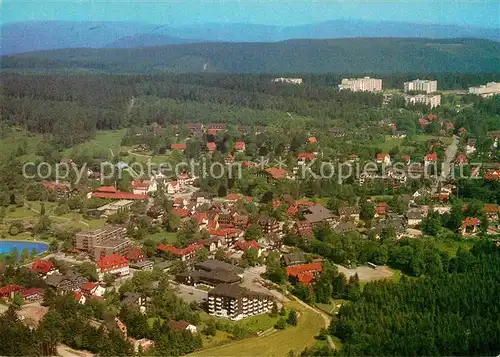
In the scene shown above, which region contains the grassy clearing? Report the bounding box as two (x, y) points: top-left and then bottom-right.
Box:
(147, 317), (165, 328)
(201, 331), (232, 349)
(432, 238), (476, 257)
(199, 311), (278, 334)
(191, 300), (324, 357)
(62, 129), (126, 159)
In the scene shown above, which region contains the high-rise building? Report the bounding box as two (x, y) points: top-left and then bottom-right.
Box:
(338, 77), (382, 92)
(404, 79), (438, 94)
(468, 82), (500, 97)
(405, 94), (441, 108)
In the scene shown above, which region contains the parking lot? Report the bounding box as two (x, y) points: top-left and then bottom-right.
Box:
(172, 282), (208, 304)
(335, 264), (394, 281)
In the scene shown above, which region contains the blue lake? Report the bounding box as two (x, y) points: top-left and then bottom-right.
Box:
(0, 240), (49, 256)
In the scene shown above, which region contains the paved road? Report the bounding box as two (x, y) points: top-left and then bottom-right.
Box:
(172, 282), (208, 303)
(432, 135), (459, 193)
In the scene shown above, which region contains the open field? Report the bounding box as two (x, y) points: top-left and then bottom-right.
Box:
(190, 300), (324, 357)
(432, 238), (477, 257)
(200, 311), (279, 334)
(144, 231), (178, 244)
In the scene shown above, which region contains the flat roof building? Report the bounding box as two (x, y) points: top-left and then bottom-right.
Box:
(404, 79), (437, 94)
(469, 82), (500, 97)
(405, 94), (441, 108)
(338, 77), (382, 92)
(74, 226), (131, 261)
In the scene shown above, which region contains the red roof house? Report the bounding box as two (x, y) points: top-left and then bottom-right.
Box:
(171, 143), (186, 151)
(234, 240), (260, 252)
(375, 202), (389, 216)
(96, 254), (129, 276)
(298, 152), (316, 162)
(455, 153), (468, 165)
(234, 141), (246, 152)
(265, 167), (288, 180)
(157, 243), (203, 261)
(91, 186), (147, 200)
(0, 284), (23, 298)
(307, 136), (318, 144)
(425, 152), (438, 162)
(126, 247), (146, 263)
(207, 142), (217, 152)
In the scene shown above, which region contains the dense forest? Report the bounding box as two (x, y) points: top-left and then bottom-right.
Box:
(2, 72), (500, 149)
(328, 240), (500, 356)
(2, 38), (500, 73)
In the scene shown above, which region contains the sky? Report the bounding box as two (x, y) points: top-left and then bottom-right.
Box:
(2, 0), (499, 28)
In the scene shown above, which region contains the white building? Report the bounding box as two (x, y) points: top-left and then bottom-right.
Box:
(405, 94), (441, 108)
(468, 82), (500, 97)
(404, 79), (437, 94)
(338, 77), (382, 92)
(272, 77), (303, 84)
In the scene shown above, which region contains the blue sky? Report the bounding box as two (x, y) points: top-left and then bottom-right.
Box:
(2, 0), (499, 28)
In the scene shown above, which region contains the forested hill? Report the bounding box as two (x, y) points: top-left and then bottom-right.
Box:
(3, 38), (500, 74)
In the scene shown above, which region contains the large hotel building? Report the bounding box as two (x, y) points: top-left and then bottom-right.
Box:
(338, 77), (382, 92)
(404, 79), (438, 94)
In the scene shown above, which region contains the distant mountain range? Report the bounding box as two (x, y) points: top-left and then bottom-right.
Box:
(3, 38), (500, 74)
(2, 19), (499, 55)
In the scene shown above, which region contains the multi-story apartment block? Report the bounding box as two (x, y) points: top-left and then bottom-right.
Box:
(338, 77), (382, 92)
(74, 226), (131, 261)
(96, 254), (129, 280)
(468, 82), (500, 97)
(404, 79), (438, 94)
(405, 94), (441, 108)
(208, 284), (274, 321)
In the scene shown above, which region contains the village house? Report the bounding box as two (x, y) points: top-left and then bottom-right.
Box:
(96, 254), (130, 280)
(185, 123), (204, 136)
(258, 216), (282, 235)
(21, 288), (44, 303)
(208, 228), (244, 245)
(263, 167), (289, 181)
(31, 259), (56, 276)
(46, 271), (88, 293)
(297, 152), (316, 165)
(0, 284), (24, 299)
(286, 262), (323, 286)
(424, 152), (438, 165)
(157, 243), (203, 261)
(207, 142), (217, 153)
(483, 204), (499, 227)
(41, 181), (74, 199)
(132, 180), (157, 195)
(90, 186), (147, 201)
(376, 153), (391, 165)
(74, 291), (87, 305)
(374, 202), (389, 219)
(461, 217), (481, 235)
(234, 240), (261, 256)
(338, 205), (360, 222)
(466, 139), (477, 155)
(81, 282), (106, 298)
(166, 181), (181, 194)
(167, 320), (198, 334)
(282, 251), (306, 266)
(234, 141), (246, 153)
(171, 143), (186, 152)
(294, 220), (314, 238)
